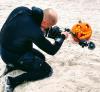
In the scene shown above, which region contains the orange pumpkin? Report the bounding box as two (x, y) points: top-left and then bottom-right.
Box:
(71, 21), (92, 42)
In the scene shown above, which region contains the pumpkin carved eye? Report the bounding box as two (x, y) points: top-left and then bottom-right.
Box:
(85, 24), (89, 28)
(76, 24), (81, 28)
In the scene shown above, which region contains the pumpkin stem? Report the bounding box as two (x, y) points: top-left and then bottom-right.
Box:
(79, 20), (82, 23)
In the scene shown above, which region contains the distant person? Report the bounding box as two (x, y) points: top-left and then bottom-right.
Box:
(0, 6), (68, 92)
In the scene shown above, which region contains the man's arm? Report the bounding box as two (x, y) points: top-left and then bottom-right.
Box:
(33, 32), (65, 55)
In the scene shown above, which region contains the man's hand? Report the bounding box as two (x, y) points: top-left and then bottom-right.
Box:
(61, 31), (69, 39)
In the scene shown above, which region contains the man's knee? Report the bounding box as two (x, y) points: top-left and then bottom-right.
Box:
(47, 66), (53, 77)
(41, 62), (53, 77)
(33, 57), (53, 78)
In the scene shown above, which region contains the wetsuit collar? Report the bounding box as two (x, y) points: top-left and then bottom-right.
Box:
(31, 7), (44, 26)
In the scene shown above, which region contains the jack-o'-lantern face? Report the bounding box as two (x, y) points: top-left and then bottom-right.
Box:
(71, 22), (92, 42)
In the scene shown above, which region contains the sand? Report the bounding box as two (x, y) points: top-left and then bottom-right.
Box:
(0, 0), (100, 92)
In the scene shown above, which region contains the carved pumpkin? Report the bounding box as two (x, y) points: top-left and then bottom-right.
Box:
(71, 21), (92, 42)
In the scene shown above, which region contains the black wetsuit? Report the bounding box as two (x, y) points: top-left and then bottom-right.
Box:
(1, 6), (65, 88)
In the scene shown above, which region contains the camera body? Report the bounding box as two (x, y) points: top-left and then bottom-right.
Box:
(45, 26), (62, 39)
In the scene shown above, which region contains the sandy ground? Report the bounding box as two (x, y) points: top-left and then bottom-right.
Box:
(0, 0), (100, 92)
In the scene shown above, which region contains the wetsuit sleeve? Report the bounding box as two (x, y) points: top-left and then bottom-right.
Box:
(32, 25), (65, 55)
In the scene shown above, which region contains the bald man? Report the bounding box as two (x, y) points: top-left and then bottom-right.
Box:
(1, 6), (68, 92)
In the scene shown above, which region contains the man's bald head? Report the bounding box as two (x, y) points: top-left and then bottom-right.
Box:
(41, 8), (58, 31)
(43, 8), (58, 25)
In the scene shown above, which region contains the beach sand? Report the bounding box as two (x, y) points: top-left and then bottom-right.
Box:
(0, 0), (100, 92)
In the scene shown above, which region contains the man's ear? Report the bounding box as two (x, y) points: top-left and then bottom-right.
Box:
(44, 20), (48, 25)
(41, 20), (48, 27)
